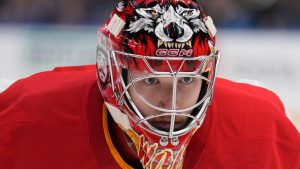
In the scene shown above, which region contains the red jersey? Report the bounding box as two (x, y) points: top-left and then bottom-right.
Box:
(0, 65), (299, 169)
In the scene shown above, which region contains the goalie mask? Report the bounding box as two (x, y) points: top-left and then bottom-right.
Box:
(96, 0), (220, 168)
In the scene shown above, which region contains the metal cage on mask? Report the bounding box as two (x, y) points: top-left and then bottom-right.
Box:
(97, 33), (220, 142)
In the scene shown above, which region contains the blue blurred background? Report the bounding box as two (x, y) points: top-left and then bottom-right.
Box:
(0, 0), (299, 28)
(0, 0), (299, 129)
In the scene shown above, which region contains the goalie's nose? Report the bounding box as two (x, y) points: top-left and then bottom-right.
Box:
(164, 22), (184, 40)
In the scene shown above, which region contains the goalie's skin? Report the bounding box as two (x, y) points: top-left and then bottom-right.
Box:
(128, 71), (203, 130)
(0, 0), (300, 168)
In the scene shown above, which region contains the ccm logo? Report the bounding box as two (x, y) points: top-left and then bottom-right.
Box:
(155, 49), (193, 57)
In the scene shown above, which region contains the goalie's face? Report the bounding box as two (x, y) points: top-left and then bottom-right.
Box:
(128, 70), (202, 132)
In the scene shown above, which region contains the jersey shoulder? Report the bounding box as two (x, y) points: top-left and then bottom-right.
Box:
(214, 77), (286, 116)
(0, 65), (98, 133)
(0, 65), (113, 169)
(211, 77), (299, 144)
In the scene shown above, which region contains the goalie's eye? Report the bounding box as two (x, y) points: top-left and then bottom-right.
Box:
(144, 77), (159, 85)
(179, 77), (193, 84)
